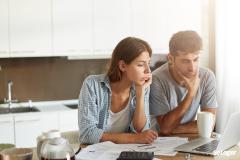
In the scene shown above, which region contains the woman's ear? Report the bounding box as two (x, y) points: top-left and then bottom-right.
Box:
(118, 60), (127, 72)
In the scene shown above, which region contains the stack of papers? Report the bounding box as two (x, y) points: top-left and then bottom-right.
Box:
(76, 137), (188, 160)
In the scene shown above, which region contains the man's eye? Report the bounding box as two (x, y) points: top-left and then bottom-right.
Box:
(194, 58), (199, 62)
(137, 64), (144, 67)
(182, 60), (189, 64)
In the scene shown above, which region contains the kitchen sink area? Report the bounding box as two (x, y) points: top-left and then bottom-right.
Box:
(0, 99), (78, 147)
(0, 107), (39, 114)
(0, 80), (41, 114)
(65, 104), (78, 109)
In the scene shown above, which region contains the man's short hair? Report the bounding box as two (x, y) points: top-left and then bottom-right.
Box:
(169, 30), (202, 56)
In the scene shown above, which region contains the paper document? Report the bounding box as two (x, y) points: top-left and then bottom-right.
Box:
(76, 141), (121, 160)
(152, 137), (188, 156)
(76, 137), (188, 160)
(118, 137), (188, 156)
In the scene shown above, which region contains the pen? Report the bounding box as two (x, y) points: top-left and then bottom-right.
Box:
(145, 146), (156, 150)
(137, 144), (151, 147)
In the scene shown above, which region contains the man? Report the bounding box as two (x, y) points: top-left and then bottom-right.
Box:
(150, 30), (217, 135)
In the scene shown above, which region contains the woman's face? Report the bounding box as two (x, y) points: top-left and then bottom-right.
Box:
(123, 51), (151, 86)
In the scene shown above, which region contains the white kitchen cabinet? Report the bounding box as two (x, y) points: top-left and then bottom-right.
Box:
(59, 110), (78, 132)
(166, 0), (202, 42)
(0, 115), (14, 144)
(131, 0), (169, 54)
(1, 0), (206, 58)
(93, 0), (131, 57)
(0, 0), (10, 58)
(9, 0), (52, 57)
(52, 0), (93, 57)
(14, 113), (58, 148)
(132, 0), (203, 54)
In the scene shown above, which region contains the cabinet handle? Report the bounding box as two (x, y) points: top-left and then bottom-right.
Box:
(65, 49), (77, 52)
(15, 119), (40, 123)
(0, 120), (13, 124)
(11, 50), (36, 54)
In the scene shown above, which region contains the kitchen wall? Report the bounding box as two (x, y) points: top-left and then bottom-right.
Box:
(0, 54), (168, 103)
(0, 53), (210, 103)
(0, 57), (109, 102)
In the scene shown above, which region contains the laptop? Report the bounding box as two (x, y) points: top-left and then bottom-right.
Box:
(175, 112), (240, 156)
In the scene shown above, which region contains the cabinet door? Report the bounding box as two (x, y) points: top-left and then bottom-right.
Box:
(132, 0), (169, 54)
(93, 0), (131, 57)
(0, 116), (14, 144)
(52, 0), (93, 57)
(132, 0), (203, 54)
(9, 0), (52, 57)
(0, 0), (9, 58)
(59, 110), (78, 132)
(166, 0), (202, 40)
(14, 113), (58, 148)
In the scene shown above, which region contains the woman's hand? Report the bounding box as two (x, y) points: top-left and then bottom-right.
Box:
(100, 130), (158, 144)
(142, 73), (152, 89)
(134, 130), (158, 144)
(135, 73), (152, 97)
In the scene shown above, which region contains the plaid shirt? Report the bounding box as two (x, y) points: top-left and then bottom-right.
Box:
(78, 74), (150, 144)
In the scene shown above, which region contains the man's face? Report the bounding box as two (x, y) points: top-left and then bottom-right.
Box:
(169, 51), (200, 79)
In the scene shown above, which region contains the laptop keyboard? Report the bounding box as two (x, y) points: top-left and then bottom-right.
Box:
(193, 139), (219, 153)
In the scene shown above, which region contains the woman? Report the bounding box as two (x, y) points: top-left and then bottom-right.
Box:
(78, 37), (158, 144)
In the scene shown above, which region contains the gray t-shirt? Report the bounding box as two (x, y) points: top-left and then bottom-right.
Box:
(150, 63), (217, 125)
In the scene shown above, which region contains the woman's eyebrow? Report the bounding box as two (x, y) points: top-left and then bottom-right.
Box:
(137, 60), (146, 63)
(137, 60), (150, 63)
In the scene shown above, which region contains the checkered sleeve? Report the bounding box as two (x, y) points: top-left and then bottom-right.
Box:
(78, 77), (104, 144)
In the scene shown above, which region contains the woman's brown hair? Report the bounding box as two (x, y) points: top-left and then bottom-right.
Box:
(107, 37), (152, 82)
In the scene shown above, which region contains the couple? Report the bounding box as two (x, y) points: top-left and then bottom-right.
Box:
(78, 30), (218, 145)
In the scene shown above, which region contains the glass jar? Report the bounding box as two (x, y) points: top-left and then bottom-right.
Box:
(40, 137), (75, 160)
(37, 130), (61, 159)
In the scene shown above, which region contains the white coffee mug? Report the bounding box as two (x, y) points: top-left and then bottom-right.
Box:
(197, 112), (215, 138)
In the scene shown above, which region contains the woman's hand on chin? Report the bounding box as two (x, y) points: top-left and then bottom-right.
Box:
(135, 73), (152, 93)
(142, 73), (152, 88)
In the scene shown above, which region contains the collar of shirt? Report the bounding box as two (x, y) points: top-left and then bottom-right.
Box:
(99, 74), (136, 99)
